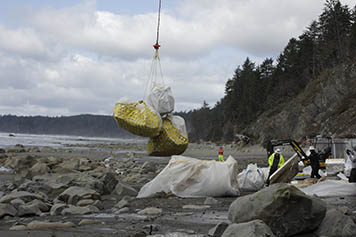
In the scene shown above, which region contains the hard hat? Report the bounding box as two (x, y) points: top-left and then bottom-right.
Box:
(275, 148), (281, 154)
(309, 146), (315, 150)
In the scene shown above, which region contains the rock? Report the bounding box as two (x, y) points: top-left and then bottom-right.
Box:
(0, 192), (4, 199)
(57, 186), (100, 205)
(19, 177), (68, 200)
(228, 183), (326, 237)
(100, 172), (118, 195)
(183, 205), (210, 210)
(93, 200), (104, 210)
(315, 205), (356, 237)
(77, 199), (95, 206)
(0, 191), (45, 204)
(50, 203), (68, 216)
(10, 198), (25, 208)
(17, 203), (42, 217)
(115, 199), (130, 209)
(56, 159), (80, 172)
(222, 220), (276, 237)
(28, 147), (41, 153)
(0, 203), (17, 218)
(204, 197), (220, 205)
(140, 162), (156, 173)
(18, 178), (67, 200)
(78, 219), (101, 226)
(208, 222), (229, 237)
(5, 155), (37, 172)
(9, 224), (27, 231)
(137, 207), (162, 215)
(30, 162), (49, 176)
(7, 144), (26, 153)
(61, 205), (93, 215)
(27, 220), (75, 229)
(114, 182), (137, 196)
(27, 199), (50, 212)
(115, 207), (129, 214)
(46, 156), (63, 167)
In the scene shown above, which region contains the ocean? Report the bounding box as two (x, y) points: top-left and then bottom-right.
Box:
(0, 132), (144, 149)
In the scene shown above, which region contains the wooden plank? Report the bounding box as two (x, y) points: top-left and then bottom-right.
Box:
(270, 154), (299, 184)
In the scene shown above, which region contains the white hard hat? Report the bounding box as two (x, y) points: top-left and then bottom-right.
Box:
(309, 146), (315, 150)
(275, 148), (281, 154)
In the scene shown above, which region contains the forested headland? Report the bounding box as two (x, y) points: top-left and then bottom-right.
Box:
(178, 0), (356, 145)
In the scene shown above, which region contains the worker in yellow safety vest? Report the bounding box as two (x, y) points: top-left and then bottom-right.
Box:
(266, 148), (285, 185)
(218, 147), (224, 162)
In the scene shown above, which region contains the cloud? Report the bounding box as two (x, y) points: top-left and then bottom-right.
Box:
(0, 0), (355, 116)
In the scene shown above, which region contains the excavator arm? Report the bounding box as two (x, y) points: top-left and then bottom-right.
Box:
(267, 139), (309, 166)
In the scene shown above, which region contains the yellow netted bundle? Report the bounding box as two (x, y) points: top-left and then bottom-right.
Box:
(147, 116), (189, 156)
(113, 100), (162, 137)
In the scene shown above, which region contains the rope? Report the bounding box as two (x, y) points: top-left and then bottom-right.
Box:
(144, 0), (164, 99)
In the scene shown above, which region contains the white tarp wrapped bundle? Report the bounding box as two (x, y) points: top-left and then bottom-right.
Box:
(326, 159), (345, 176)
(237, 164), (269, 191)
(344, 158), (352, 177)
(301, 180), (356, 197)
(137, 155), (240, 198)
(147, 84), (174, 115)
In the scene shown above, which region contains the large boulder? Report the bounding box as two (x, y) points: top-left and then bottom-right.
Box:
(222, 220), (276, 237)
(314, 205), (356, 237)
(228, 183), (326, 237)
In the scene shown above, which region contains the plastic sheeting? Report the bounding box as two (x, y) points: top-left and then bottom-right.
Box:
(147, 115), (188, 156)
(237, 164), (268, 191)
(137, 155), (240, 198)
(301, 180), (356, 197)
(113, 99), (162, 137)
(147, 84), (174, 115)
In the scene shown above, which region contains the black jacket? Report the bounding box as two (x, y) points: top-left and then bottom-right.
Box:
(308, 150), (320, 168)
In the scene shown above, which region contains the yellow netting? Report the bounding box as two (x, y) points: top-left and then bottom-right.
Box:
(147, 118), (189, 156)
(113, 100), (162, 137)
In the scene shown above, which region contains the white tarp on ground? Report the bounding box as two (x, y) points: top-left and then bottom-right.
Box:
(301, 180), (356, 197)
(137, 155), (240, 198)
(237, 164), (269, 191)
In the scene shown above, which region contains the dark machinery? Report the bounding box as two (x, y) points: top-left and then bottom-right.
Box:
(266, 139), (327, 168)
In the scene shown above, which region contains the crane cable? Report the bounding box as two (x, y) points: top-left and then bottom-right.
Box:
(144, 0), (164, 99)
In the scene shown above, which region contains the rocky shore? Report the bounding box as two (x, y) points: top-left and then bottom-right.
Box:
(0, 142), (355, 237)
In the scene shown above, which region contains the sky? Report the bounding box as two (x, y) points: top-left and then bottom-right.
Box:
(0, 0), (355, 116)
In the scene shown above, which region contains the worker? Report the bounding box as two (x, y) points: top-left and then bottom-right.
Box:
(218, 146), (224, 162)
(308, 146), (321, 179)
(266, 148), (285, 185)
(345, 145), (356, 183)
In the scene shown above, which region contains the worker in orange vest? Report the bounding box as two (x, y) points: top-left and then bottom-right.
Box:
(218, 146), (224, 162)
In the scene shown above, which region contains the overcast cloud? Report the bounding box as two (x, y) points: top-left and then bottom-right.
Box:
(0, 0), (355, 116)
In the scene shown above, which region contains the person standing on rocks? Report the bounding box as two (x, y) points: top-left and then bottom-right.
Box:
(218, 146), (224, 162)
(346, 145), (356, 183)
(266, 148), (284, 186)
